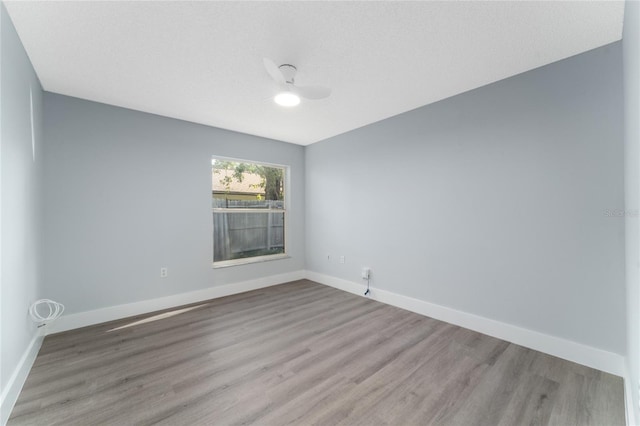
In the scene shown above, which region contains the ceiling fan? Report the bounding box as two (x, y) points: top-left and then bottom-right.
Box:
(263, 58), (331, 107)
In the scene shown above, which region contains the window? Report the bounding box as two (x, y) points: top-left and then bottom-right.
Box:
(212, 157), (287, 267)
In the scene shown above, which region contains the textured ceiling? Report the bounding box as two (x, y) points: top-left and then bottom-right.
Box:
(4, 1), (625, 145)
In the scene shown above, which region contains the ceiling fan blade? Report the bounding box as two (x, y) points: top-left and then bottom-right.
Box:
(295, 85), (331, 100)
(263, 58), (286, 84)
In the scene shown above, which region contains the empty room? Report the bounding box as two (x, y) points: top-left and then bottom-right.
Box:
(1, 0), (639, 425)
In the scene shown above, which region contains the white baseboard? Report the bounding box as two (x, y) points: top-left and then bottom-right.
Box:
(624, 363), (639, 426)
(46, 270), (306, 335)
(1, 330), (44, 426)
(305, 271), (626, 377)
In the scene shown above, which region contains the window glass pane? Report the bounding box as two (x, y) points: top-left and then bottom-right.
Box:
(212, 160), (284, 208)
(213, 212), (285, 262)
(212, 158), (286, 264)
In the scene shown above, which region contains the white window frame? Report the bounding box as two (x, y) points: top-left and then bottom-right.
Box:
(212, 155), (290, 268)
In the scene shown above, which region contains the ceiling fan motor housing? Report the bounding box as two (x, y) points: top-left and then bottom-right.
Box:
(278, 64), (297, 84)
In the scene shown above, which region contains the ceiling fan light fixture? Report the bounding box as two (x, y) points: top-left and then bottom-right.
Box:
(274, 91), (300, 107)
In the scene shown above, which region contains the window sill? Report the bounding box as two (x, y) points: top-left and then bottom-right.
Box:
(212, 253), (290, 269)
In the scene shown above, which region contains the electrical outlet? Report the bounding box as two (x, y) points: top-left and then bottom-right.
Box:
(361, 267), (371, 280)
(340, 256), (345, 264)
(160, 267), (168, 278)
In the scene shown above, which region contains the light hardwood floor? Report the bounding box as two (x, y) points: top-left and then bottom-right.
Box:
(9, 280), (625, 425)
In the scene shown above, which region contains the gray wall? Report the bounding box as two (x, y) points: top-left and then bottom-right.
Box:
(0, 2), (44, 420)
(43, 93), (305, 315)
(624, 0), (640, 421)
(306, 43), (626, 354)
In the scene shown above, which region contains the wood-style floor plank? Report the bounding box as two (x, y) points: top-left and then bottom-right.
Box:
(8, 280), (625, 425)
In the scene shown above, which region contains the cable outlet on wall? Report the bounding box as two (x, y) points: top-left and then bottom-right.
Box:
(339, 256), (345, 264)
(160, 267), (168, 278)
